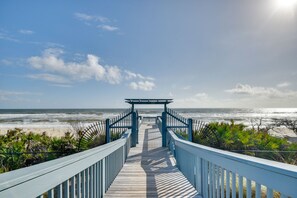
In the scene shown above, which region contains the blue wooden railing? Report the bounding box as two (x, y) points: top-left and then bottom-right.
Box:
(157, 117), (297, 198)
(0, 130), (131, 197)
(0, 108), (140, 198)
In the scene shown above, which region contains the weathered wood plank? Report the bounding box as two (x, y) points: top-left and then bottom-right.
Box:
(105, 123), (199, 197)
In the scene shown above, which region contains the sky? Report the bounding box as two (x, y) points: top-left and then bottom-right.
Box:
(0, 0), (297, 108)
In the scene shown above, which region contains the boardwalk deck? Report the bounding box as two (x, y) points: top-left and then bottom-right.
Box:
(105, 122), (199, 198)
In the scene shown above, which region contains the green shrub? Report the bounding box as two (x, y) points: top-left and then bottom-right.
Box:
(193, 121), (297, 165)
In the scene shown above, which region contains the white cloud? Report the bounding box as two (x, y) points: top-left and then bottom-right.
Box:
(98, 25), (118, 31)
(195, 93), (208, 99)
(105, 66), (122, 84)
(19, 29), (34, 35)
(129, 81), (155, 91)
(277, 82), (290, 88)
(182, 86), (192, 90)
(124, 70), (154, 81)
(226, 83), (297, 98)
(74, 12), (108, 23)
(27, 48), (122, 84)
(28, 73), (71, 84)
(0, 90), (41, 102)
(0, 32), (20, 42)
(74, 12), (120, 32)
(27, 48), (154, 88)
(1, 59), (13, 65)
(50, 84), (72, 88)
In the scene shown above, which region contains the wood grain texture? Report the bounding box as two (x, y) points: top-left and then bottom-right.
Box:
(105, 123), (199, 198)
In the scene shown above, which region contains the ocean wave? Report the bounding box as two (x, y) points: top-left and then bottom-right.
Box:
(0, 108), (296, 130)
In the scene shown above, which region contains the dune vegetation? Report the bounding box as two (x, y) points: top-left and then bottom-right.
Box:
(192, 121), (297, 165)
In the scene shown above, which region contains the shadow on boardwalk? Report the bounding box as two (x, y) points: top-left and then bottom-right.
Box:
(105, 123), (198, 198)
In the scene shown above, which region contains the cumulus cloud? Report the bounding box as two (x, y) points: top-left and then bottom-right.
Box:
(28, 73), (71, 84)
(129, 81), (155, 91)
(277, 82), (290, 88)
(124, 70), (154, 81)
(74, 12), (109, 23)
(98, 25), (118, 31)
(27, 48), (121, 84)
(27, 48), (155, 90)
(19, 29), (34, 35)
(226, 83), (297, 98)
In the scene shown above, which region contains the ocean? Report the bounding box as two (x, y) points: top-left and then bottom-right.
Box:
(0, 108), (297, 131)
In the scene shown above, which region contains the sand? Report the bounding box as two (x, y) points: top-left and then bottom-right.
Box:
(0, 126), (73, 137)
(268, 127), (297, 143)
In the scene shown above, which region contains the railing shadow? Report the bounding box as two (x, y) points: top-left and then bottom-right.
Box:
(140, 122), (199, 198)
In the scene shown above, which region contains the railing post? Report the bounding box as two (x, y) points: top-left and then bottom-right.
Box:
(162, 111), (167, 147)
(105, 118), (110, 143)
(131, 111), (137, 147)
(136, 111), (139, 144)
(188, 118), (193, 142)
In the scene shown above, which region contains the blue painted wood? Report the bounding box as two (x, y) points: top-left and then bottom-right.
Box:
(131, 111), (137, 147)
(166, 129), (297, 198)
(0, 130), (131, 198)
(48, 189), (54, 198)
(188, 118), (193, 142)
(246, 178), (251, 198)
(162, 111), (167, 147)
(232, 172), (236, 198)
(226, 170), (230, 198)
(238, 175), (243, 198)
(64, 180), (69, 198)
(70, 177), (75, 198)
(105, 118), (110, 143)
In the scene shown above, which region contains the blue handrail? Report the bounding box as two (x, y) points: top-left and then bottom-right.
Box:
(0, 130), (132, 198)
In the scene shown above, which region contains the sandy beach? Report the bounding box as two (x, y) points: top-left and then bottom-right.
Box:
(0, 126), (72, 137)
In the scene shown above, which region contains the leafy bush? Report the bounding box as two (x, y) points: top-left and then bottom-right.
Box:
(0, 128), (103, 173)
(193, 121), (297, 165)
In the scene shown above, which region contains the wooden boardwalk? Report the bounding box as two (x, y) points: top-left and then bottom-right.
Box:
(105, 122), (199, 198)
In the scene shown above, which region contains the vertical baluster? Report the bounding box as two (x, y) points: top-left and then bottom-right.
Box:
(64, 180), (69, 198)
(57, 184), (63, 198)
(209, 163), (213, 198)
(238, 175), (243, 198)
(221, 168), (224, 198)
(246, 179), (251, 198)
(202, 160), (208, 198)
(255, 183), (261, 198)
(97, 162), (100, 198)
(216, 166), (220, 198)
(100, 160), (103, 197)
(231, 172), (236, 198)
(48, 189), (54, 198)
(70, 176), (75, 198)
(212, 164), (216, 198)
(226, 170), (230, 198)
(95, 163), (98, 198)
(267, 188), (273, 198)
(103, 158), (106, 194)
(82, 171), (85, 198)
(195, 157), (202, 194)
(77, 173), (81, 198)
(85, 169), (89, 198)
(90, 166), (93, 198)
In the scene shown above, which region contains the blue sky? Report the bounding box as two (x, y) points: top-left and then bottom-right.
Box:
(0, 0), (297, 108)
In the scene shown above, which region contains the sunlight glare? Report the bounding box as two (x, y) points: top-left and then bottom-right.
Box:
(275, 0), (297, 10)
